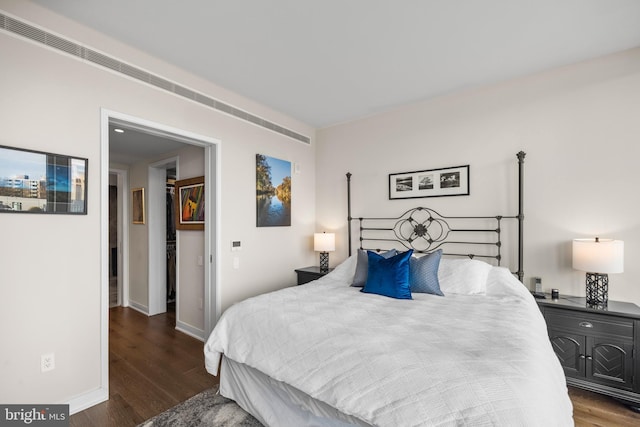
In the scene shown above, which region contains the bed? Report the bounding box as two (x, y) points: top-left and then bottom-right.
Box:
(204, 152), (574, 426)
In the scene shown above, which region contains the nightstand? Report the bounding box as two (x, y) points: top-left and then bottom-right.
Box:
(536, 295), (640, 408)
(294, 266), (334, 285)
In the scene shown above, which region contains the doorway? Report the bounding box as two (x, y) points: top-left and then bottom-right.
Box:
(166, 168), (177, 314)
(108, 168), (129, 309)
(148, 157), (178, 318)
(108, 173), (119, 307)
(100, 109), (221, 403)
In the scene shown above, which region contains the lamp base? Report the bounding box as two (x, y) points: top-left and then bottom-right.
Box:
(585, 272), (608, 307)
(319, 252), (329, 272)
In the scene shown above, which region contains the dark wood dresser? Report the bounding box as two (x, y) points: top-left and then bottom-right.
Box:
(537, 295), (640, 408)
(294, 266), (334, 285)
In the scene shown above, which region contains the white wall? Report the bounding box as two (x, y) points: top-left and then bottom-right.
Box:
(0, 1), (316, 406)
(317, 47), (640, 306)
(175, 145), (205, 333)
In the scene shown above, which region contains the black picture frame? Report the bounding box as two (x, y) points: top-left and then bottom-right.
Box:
(0, 145), (88, 214)
(389, 165), (469, 200)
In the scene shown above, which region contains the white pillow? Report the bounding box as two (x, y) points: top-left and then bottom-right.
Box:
(323, 253), (357, 283)
(485, 266), (531, 299)
(438, 258), (492, 295)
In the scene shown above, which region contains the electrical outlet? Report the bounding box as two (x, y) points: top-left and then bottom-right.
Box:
(41, 353), (55, 372)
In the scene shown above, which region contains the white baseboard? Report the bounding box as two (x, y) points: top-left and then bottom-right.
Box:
(128, 300), (148, 315)
(68, 387), (108, 415)
(176, 320), (205, 341)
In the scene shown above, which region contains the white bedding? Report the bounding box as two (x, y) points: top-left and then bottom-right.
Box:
(205, 257), (573, 426)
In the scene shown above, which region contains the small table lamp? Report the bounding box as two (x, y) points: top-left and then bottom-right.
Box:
(314, 232), (335, 272)
(572, 237), (624, 307)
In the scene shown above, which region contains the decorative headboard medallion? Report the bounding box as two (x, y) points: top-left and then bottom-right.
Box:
(394, 207), (451, 252)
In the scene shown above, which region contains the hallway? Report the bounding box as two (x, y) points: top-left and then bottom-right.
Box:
(70, 307), (217, 426)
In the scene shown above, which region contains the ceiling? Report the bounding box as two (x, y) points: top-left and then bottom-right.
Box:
(108, 124), (188, 165)
(33, 0), (640, 130)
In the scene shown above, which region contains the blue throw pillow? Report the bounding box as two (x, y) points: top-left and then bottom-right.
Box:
(409, 250), (444, 296)
(361, 250), (413, 299)
(351, 249), (397, 287)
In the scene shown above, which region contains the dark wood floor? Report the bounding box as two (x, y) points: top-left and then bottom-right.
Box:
(70, 306), (218, 427)
(70, 306), (640, 426)
(570, 386), (640, 427)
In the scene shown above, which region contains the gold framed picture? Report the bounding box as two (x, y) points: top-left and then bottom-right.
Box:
(175, 176), (204, 230)
(131, 187), (145, 224)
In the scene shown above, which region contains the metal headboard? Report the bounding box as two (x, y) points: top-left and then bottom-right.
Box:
(347, 151), (525, 282)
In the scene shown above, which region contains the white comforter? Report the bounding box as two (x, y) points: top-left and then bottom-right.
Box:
(205, 259), (573, 426)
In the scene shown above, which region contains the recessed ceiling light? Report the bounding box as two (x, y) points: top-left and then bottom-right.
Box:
(114, 128), (124, 133)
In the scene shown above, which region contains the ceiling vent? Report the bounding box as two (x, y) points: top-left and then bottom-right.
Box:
(0, 12), (311, 144)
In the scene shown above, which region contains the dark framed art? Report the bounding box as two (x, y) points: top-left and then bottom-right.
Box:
(175, 176), (205, 230)
(389, 165), (469, 199)
(0, 145), (88, 214)
(256, 154), (291, 227)
(131, 187), (145, 224)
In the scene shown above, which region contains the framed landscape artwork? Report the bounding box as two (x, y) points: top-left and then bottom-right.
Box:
(0, 145), (88, 214)
(256, 154), (291, 227)
(389, 165), (469, 199)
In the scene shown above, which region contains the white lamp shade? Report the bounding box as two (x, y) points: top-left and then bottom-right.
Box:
(572, 238), (624, 274)
(314, 232), (335, 252)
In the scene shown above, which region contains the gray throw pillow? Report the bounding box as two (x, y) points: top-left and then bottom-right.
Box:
(351, 248), (397, 287)
(409, 250), (444, 296)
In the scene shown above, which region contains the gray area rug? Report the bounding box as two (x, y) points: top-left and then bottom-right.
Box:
(138, 388), (263, 427)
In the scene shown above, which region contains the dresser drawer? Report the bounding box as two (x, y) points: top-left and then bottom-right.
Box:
(544, 308), (634, 339)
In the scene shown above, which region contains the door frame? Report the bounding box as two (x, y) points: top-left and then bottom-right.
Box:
(100, 108), (222, 398)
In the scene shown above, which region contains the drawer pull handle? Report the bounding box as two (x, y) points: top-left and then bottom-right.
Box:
(579, 322), (593, 328)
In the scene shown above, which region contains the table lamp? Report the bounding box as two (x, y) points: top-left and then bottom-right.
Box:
(572, 237), (624, 307)
(314, 232), (335, 272)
